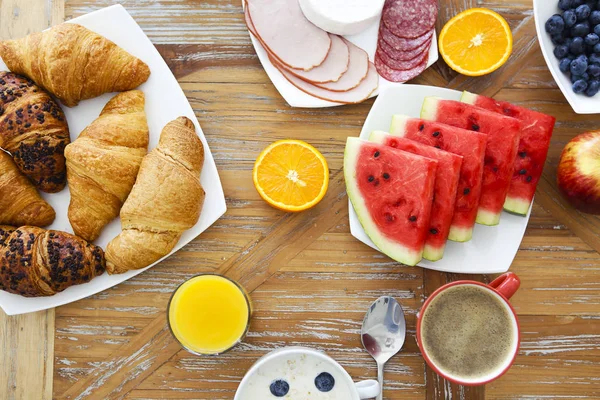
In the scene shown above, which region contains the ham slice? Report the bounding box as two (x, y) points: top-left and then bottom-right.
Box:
(274, 59), (379, 104)
(247, 0), (331, 71)
(314, 39), (369, 92)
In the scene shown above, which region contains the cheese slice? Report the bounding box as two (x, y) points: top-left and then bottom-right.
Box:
(299, 0), (385, 36)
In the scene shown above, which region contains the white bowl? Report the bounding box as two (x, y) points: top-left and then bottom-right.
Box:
(533, 0), (600, 114)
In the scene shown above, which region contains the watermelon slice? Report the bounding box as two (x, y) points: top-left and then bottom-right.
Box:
(344, 137), (437, 266)
(461, 91), (556, 216)
(389, 115), (486, 243)
(421, 97), (522, 226)
(369, 131), (462, 262)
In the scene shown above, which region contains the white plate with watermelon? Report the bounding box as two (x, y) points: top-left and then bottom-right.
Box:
(346, 85), (555, 274)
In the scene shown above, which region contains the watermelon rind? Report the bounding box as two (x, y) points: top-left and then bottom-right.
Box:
(476, 208), (501, 226)
(460, 91), (478, 106)
(448, 226), (472, 243)
(423, 244), (444, 262)
(503, 196), (532, 216)
(389, 114), (409, 136)
(420, 97), (442, 120)
(344, 137), (422, 266)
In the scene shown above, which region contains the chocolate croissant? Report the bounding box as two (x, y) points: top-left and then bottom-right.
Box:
(0, 71), (70, 192)
(0, 226), (105, 297)
(0, 24), (151, 107)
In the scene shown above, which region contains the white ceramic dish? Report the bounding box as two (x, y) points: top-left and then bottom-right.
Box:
(235, 347), (380, 400)
(0, 5), (227, 315)
(244, 2), (438, 108)
(349, 85), (531, 274)
(533, 0), (600, 114)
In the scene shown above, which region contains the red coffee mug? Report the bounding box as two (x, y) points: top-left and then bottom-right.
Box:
(416, 272), (521, 386)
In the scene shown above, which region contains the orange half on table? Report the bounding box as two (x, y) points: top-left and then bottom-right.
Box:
(439, 8), (513, 76)
(253, 139), (329, 212)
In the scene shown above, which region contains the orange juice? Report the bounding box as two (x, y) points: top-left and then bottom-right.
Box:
(168, 275), (251, 355)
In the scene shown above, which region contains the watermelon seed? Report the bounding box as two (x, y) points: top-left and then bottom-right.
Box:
(419, 124), (424, 131)
(409, 215), (417, 222)
(434, 145), (441, 149)
(471, 124), (480, 131)
(374, 151), (380, 158)
(368, 175), (374, 182)
(519, 151), (527, 158)
(432, 131), (440, 137)
(493, 166), (499, 172)
(384, 213), (395, 222)
(394, 199), (405, 207)
(430, 228), (438, 235)
(374, 179), (380, 187)
(383, 173), (390, 180)
(463, 188), (471, 195)
(526, 176), (533, 182)
(519, 169), (527, 175)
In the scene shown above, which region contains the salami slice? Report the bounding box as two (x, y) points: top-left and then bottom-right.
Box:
(247, 0), (331, 71)
(375, 51), (428, 83)
(275, 58), (379, 104)
(314, 39), (369, 92)
(376, 45), (429, 71)
(378, 36), (431, 61)
(379, 23), (433, 51)
(382, 0), (438, 39)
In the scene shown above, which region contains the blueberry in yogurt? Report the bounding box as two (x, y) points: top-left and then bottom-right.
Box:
(269, 379), (290, 397)
(315, 372), (335, 392)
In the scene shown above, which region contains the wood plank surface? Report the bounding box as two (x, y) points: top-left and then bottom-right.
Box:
(2, 0), (600, 399)
(0, 0), (63, 399)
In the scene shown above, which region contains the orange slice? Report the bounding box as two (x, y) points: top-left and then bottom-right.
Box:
(439, 8), (513, 76)
(253, 140), (329, 212)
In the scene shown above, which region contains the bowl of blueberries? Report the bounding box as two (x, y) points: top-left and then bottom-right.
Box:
(535, 0), (600, 113)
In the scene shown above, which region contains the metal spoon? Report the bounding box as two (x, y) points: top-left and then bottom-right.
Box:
(361, 296), (406, 400)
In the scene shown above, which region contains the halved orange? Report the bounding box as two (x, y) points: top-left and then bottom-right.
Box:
(439, 8), (513, 76)
(253, 140), (329, 212)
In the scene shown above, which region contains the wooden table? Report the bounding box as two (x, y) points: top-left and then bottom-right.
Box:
(2, 0), (600, 398)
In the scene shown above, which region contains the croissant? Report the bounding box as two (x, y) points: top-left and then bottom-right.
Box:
(0, 225), (106, 297)
(0, 24), (150, 107)
(65, 90), (149, 241)
(0, 151), (55, 226)
(0, 71), (70, 192)
(105, 117), (205, 274)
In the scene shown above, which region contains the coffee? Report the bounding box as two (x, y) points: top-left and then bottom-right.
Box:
(420, 284), (517, 381)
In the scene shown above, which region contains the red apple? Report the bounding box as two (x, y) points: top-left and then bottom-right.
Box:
(557, 131), (600, 214)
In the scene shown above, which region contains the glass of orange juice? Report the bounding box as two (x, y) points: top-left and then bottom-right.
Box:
(167, 274), (251, 355)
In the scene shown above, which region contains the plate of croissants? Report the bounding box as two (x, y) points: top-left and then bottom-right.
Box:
(0, 5), (227, 315)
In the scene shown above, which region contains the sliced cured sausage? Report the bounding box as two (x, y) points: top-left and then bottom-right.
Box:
(375, 51), (428, 83)
(376, 45), (429, 71)
(378, 37), (431, 61)
(382, 0), (438, 39)
(275, 58), (379, 104)
(314, 39), (369, 92)
(247, 0), (331, 71)
(277, 34), (350, 84)
(379, 23), (433, 51)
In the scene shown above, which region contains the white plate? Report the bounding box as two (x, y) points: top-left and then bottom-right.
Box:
(0, 5), (227, 315)
(244, 2), (439, 108)
(534, 0), (600, 114)
(349, 85), (531, 274)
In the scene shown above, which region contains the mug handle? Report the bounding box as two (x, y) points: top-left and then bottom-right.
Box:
(488, 272), (520, 300)
(355, 379), (380, 399)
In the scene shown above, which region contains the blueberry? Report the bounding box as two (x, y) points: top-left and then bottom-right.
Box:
(595, 24), (600, 35)
(554, 44), (569, 59)
(586, 79), (600, 95)
(585, 33), (600, 46)
(269, 380), (289, 397)
(595, 43), (600, 52)
(571, 72), (590, 82)
(589, 63), (600, 76)
(314, 372), (335, 392)
(570, 36), (586, 53)
(562, 10), (577, 28)
(591, 10), (600, 25)
(590, 53), (600, 63)
(573, 79), (589, 93)
(572, 21), (591, 36)
(571, 55), (589, 74)
(559, 0), (573, 9)
(551, 32), (567, 45)
(572, 0), (585, 5)
(546, 14), (565, 34)
(560, 57), (572, 72)
(576, 4), (592, 20)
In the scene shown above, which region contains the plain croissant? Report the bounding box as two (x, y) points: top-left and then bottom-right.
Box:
(0, 225), (106, 297)
(0, 23), (150, 107)
(65, 90), (149, 242)
(0, 71), (70, 192)
(105, 117), (205, 274)
(0, 151), (55, 226)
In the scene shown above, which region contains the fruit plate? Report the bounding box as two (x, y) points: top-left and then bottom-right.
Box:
(348, 85), (531, 274)
(243, 2), (438, 108)
(0, 5), (227, 315)
(533, 0), (600, 114)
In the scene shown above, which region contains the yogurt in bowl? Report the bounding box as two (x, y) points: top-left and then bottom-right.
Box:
(235, 347), (380, 399)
